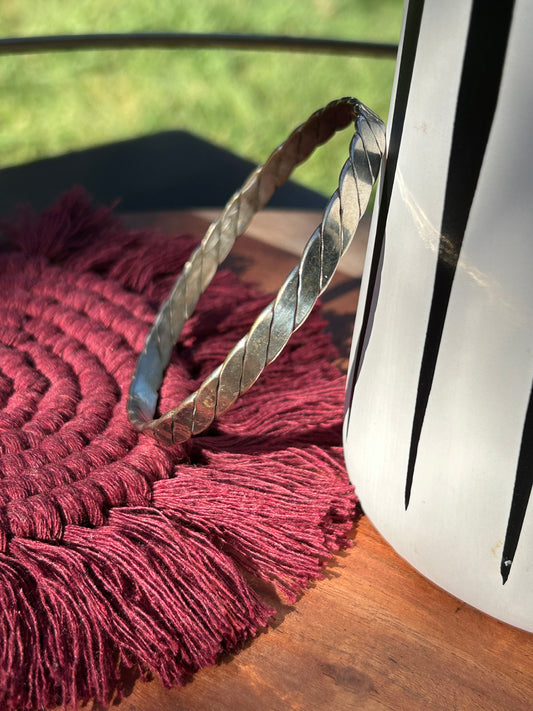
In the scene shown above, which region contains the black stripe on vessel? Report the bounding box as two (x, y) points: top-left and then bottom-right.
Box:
(501, 382), (533, 583)
(346, 0), (425, 413)
(404, 0), (516, 509)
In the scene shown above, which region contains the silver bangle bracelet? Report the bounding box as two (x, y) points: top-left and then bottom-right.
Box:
(127, 97), (385, 445)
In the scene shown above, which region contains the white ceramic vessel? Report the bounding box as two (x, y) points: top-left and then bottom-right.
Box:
(344, 0), (533, 632)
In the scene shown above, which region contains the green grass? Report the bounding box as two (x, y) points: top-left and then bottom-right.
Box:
(0, 1), (404, 197)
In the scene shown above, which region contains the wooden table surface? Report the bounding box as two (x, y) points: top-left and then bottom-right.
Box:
(100, 210), (532, 710)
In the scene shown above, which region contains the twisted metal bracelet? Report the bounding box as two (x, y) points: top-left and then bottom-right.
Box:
(127, 97), (385, 445)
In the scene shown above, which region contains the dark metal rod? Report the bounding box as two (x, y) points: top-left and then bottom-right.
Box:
(0, 33), (398, 59)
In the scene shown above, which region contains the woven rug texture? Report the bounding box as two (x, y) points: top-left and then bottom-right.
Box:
(0, 190), (355, 710)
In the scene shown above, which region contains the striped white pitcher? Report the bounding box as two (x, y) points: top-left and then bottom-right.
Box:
(344, 0), (533, 631)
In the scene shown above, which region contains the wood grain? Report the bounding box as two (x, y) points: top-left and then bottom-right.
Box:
(118, 516), (533, 711)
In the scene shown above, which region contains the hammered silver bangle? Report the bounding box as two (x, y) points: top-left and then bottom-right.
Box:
(127, 97), (385, 445)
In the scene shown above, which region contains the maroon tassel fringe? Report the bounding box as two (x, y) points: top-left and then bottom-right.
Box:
(0, 189), (356, 709)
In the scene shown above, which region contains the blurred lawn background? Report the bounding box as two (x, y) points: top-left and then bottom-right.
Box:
(0, 0), (404, 198)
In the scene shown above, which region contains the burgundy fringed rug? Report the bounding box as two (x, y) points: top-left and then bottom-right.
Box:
(0, 189), (355, 710)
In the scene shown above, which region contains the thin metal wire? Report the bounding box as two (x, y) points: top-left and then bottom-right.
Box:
(0, 33), (397, 59)
(127, 97), (385, 445)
